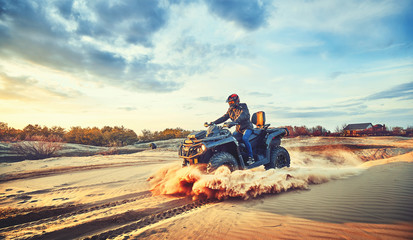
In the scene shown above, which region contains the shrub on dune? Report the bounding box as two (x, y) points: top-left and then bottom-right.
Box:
(11, 135), (63, 160)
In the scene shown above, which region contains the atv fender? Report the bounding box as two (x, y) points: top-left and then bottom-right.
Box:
(265, 128), (287, 146)
(204, 136), (246, 169)
(247, 130), (285, 169)
(247, 137), (282, 169)
(263, 130), (286, 165)
(204, 136), (237, 148)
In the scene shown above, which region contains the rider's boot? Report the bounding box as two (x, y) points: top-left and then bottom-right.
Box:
(247, 156), (255, 165)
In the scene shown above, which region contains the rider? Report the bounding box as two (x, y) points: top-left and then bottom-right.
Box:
(210, 94), (255, 165)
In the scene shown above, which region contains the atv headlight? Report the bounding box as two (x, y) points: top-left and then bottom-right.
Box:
(197, 144), (207, 153)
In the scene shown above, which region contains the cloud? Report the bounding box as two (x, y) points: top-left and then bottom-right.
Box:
(129, 78), (183, 92)
(196, 96), (221, 102)
(248, 91), (273, 97)
(272, 1), (408, 34)
(0, 0), (183, 93)
(364, 81), (413, 101)
(329, 71), (346, 79)
(55, 0), (75, 19)
(268, 105), (350, 119)
(84, 47), (127, 78)
(0, 73), (32, 101)
(0, 72), (81, 101)
(204, 0), (271, 30)
(118, 106), (137, 111)
(279, 110), (348, 119)
(162, 36), (250, 78)
(264, 99), (373, 120)
(74, 0), (168, 46)
(268, 0), (413, 55)
(175, 37), (244, 59)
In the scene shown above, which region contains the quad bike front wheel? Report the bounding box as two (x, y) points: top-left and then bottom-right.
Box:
(265, 146), (290, 170)
(207, 152), (238, 173)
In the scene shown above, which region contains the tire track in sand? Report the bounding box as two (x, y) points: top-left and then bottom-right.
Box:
(1, 188), (217, 240)
(0, 191), (152, 230)
(8, 198), (216, 240)
(83, 199), (216, 240)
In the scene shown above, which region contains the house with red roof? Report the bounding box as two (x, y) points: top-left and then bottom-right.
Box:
(343, 123), (386, 136)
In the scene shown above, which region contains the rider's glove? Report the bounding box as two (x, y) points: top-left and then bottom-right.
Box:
(204, 122), (212, 127)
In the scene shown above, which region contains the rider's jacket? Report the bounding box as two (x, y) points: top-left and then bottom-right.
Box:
(213, 103), (253, 133)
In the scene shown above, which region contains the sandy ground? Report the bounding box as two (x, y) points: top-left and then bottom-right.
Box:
(0, 136), (412, 239)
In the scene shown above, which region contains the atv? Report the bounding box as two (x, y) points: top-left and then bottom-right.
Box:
(178, 111), (290, 172)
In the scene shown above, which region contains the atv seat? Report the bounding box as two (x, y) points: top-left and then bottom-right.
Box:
(252, 111), (270, 129)
(249, 129), (264, 142)
(252, 129), (262, 135)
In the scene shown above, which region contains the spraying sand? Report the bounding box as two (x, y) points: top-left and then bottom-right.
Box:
(148, 142), (366, 200)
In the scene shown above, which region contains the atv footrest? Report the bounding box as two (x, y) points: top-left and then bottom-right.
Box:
(247, 155), (269, 169)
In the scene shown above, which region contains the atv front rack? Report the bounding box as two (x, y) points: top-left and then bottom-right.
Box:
(179, 141), (204, 159)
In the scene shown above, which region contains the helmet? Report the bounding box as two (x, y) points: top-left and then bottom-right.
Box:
(226, 93), (240, 107)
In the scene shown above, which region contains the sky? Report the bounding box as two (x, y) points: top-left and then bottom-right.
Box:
(0, 0), (412, 134)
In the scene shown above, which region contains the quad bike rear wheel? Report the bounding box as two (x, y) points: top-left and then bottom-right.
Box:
(207, 152), (238, 173)
(265, 146), (290, 170)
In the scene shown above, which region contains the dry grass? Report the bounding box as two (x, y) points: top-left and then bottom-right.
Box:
(11, 135), (63, 160)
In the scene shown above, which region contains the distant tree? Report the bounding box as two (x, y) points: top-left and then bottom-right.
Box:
(138, 128), (190, 142)
(0, 122), (9, 138)
(293, 126), (309, 136)
(281, 125), (334, 137)
(104, 126), (138, 146)
(406, 126), (413, 137)
(64, 125), (137, 146)
(22, 124), (43, 139)
(50, 126), (66, 138)
(139, 129), (154, 142)
(335, 123), (347, 134)
(310, 125), (328, 136)
(64, 126), (84, 144)
(86, 127), (105, 146)
(391, 126), (403, 135)
(0, 122), (22, 141)
(40, 126), (50, 137)
(2, 122), (188, 146)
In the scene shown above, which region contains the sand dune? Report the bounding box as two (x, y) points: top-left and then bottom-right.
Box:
(0, 137), (412, 239)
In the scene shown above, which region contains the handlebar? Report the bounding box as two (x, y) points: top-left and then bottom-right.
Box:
(204, 122), (238, 128)
(222, 122), (232, 128)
